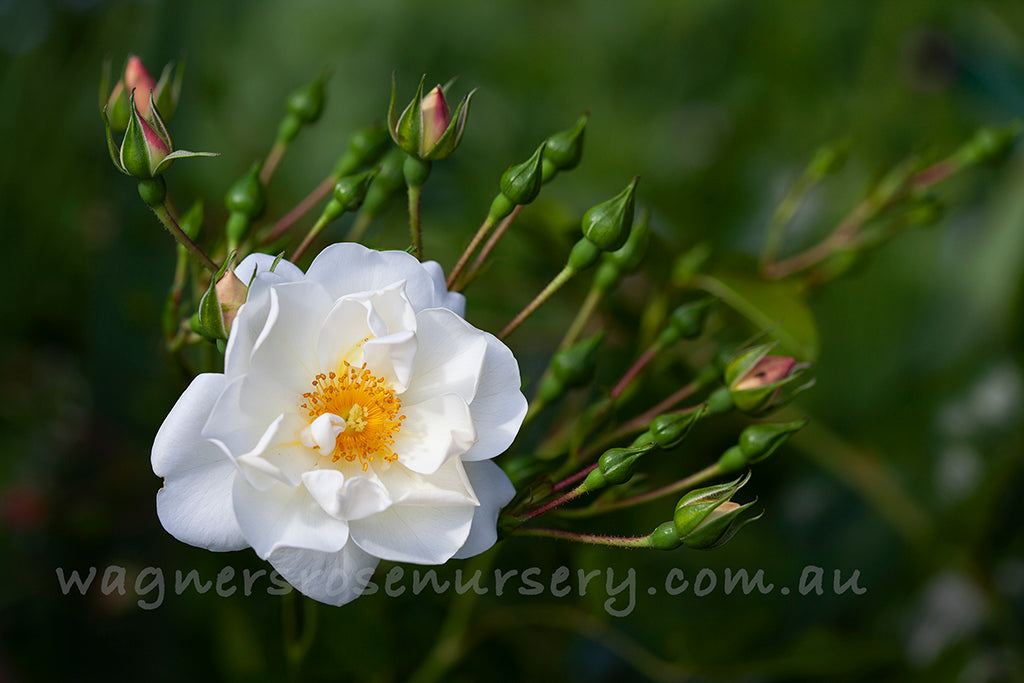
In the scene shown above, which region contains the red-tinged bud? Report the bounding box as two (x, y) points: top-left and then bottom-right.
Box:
(420, 85), (451, 152)
(724, 344), (814, 415)
(389, 74), (474, 160)
(124, 56), (158, 118)
(215, 270), (248, 332)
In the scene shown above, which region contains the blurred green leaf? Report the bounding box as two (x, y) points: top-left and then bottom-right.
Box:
(698, 271), (820, 361)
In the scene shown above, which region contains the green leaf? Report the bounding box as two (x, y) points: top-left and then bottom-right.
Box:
(698, 271), (820, 361)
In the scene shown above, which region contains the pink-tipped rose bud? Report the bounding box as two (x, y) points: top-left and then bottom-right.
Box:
(420, 85), (451, 152)
(124, 56), (158, 118)
(724, 344), (814, 415)
(215, 269), (248, 332)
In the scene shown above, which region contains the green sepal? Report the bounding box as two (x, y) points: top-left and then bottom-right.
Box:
(153, 149), (220, 176)
(499, 142), (546, 205)
(153, 55), (186, 121)
(101, 105), (129, 175)
(673, 471), (750, 537)
(682, 500), (761, 550)
(582, 177), (638, 251)
(388, 73), (425, 156)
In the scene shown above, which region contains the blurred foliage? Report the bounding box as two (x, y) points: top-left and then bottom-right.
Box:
(2, 0), (1024, 681)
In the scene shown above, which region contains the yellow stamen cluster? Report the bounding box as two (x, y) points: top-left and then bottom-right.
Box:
(300, 362), (404, 470)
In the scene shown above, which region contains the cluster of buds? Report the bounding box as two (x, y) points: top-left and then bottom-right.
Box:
(101, 55), (215, 194)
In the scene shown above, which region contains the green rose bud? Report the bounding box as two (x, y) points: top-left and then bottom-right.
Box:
(581, 177), (639, 251)
(499, 142), (546, 205)
(388, 74), (474, 161)
(681, 500), (761, 550)
(673, 472), (750, 537)
(333, 168), (379, 212)
(724, 344), (813, 415)
(550, 332), (604, 388)
(543, 112), (588, 173)
(647, 407), (706, 450)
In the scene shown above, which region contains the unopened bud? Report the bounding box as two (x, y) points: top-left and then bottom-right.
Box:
(543, 112), (588, 174)
(582, 177), (639, 251)
(500, 142), (546, 205)
(388, 74), (474, 160)
(550, 332), (604, 388)
(725, 344), (813, 415)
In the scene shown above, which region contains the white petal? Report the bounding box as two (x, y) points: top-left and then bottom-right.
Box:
(152, 374), (247, 551)
(452, 460), (515, 559)
(461, 332), (528, 462)
(350, 502), (474, 564)
(202, 376), (279, 458)
(235, 412), (316, 488)
(246, 281), (334, 400)
(368, 281), (417, 334)
(382, 458), (478, 507)
(232, 477), (349, 559)
(300, 413), (347, 452)
(363, 330), (417, 392)
(304, 243), (440, 312)
(267, 543), (379, 606)
(401, 308), (488, 405)
(315, 297), (381, 371)
(391, 393), (476, 474)
(223, 288), (273, 381)
(421, 260), (466, 316)
(303, 469), (392, 521)
(235, 252), (305, 289)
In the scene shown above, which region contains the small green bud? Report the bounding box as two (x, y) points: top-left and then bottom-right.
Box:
(361, 147), (406, 216)
(500, 142), (546, 205)
(657, 298), (714, 347)
(550, 332), (604, 388)
(603, 206), (650, 274)
(534, 373), (566, 407)
(737, 418), (808, 463)
(567, 238), (601, 271)
(582, 177), (639, 251)
(648, 407), (705, 450)
(671, 241), (713, 287)
(333, 168), (378, 212)
(650, 521), (682, 550)
(224, 162), (266, 219)
(286, 71), (328, 125)
(544, 112), (588, 172)
(597, 444), (654, 486)
(332, 124), (390, 179)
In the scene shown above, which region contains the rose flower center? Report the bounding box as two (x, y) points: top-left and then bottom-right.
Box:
(300, 362), (405, 471)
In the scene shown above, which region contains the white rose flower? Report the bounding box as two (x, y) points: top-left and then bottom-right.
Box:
(152, 243), (527, 605)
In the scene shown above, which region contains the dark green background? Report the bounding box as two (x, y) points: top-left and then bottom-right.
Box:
(2, 0), (1023, 681)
